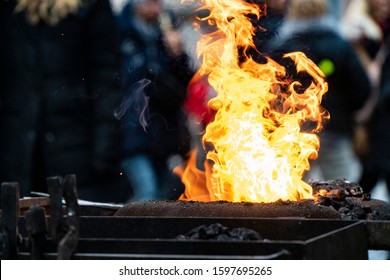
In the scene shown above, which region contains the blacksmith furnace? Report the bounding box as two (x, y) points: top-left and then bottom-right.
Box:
(1, 175), (389, 260)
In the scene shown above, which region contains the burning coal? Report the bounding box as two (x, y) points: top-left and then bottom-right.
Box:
(176, 0), (329, 203)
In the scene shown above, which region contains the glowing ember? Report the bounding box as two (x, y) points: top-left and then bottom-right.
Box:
(177, 0), (328, 202)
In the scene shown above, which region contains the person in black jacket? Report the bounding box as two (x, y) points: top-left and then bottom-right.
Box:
(341, 0), (390, 197)
(359, 35), (390, 196)
(264, 0), (371, 181)
(115, 0), (193, 201)
(0, 0), (128, 201)
(251, 0), (287, 55)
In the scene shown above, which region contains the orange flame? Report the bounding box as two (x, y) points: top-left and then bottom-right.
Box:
(178, 0), (328, 202)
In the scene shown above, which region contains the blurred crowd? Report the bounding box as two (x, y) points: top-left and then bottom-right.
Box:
(0, 0), (389, 203)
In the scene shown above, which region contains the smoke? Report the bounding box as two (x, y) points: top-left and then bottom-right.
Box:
(114, 79), (151, 131)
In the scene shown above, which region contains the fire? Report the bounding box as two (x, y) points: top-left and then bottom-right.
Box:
(177, 0), (328, 202)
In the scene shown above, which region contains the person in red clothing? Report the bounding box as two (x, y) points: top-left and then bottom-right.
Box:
(184, 73), (216, 128)
(183, 73), (216, 170)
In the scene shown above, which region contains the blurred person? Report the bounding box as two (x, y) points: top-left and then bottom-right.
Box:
(327, 0), (343, 20)
(179, 3), (219, 170)
(341, 0), (390, 195)
(183, 73), (217, 170)
(109, 0), (129, 15)
(164, 0), (203, 72)
(254, 0), (341, 55)
(358, 36), (390, 196)
(115, 0), (194, 201)
(352, 15), (390, 194)
(341, 0), (390, 69)
(0, 0), (128, 202)
(249, 0), (287, 57)
(265, 0), (371, 181)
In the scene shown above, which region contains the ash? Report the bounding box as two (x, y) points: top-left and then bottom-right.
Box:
(176, 223), (264, 241)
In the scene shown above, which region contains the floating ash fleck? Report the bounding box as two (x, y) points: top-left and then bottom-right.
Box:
(176, 223), (264, 241)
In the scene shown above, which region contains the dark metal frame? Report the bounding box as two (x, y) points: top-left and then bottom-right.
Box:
(1, 177), (390, 260)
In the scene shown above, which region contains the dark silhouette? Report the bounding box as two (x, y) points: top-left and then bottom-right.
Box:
(265, 0), (371, 181)
(116, 0), (194, 200)
(0, 0), (127, 202)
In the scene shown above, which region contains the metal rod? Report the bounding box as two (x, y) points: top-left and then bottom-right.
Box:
(1, 182), (20, 259)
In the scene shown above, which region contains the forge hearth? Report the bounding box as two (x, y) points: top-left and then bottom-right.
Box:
(1, 176), (390, 260)
(115, 200), (341, 219)
(115, 179), (390, 221)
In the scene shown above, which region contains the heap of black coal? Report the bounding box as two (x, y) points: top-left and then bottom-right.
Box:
(176, 223), (265, 241)
(310, 179), (390, 220)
